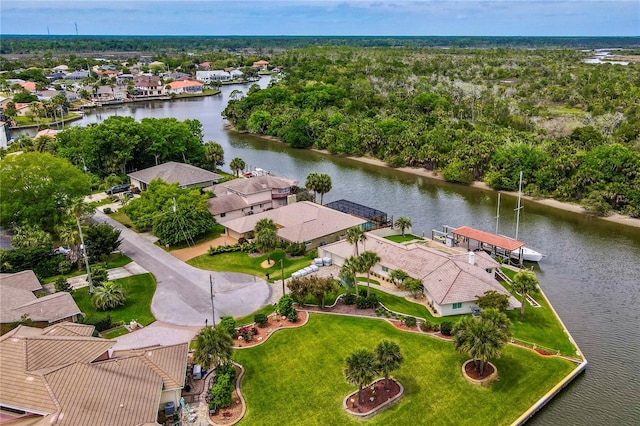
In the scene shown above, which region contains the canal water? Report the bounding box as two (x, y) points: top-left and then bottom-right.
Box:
(26, 77), (640, 424)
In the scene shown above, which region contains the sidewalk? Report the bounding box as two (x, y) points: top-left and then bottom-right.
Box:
(43, 261), (148, 293)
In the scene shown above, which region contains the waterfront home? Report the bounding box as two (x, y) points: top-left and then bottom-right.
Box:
(221, 200), (367, 249)
(252, 60), (270, 70)
(207, 174), (298, 222)
(134, 75), (164, 97)
(198, 61), (211, 69)
(196, 70), (232, 83)
(127, 161), (222, 191)
(36, 90), (62, 101)
(166, 80), (204, 95)
(0, 323), (188, 425)
(0, 270), (81, 332)
(34, 128), (59, 139)
(318, 233), (520, 316)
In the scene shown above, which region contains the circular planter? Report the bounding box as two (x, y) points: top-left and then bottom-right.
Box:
(462, 360), (498, 386)
(343, 378), (404, 419)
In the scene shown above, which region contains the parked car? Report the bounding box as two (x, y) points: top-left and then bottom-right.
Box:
(53, 246), (70, 255)
(122, 191), (133, 198)
(105, 184), (130, 195)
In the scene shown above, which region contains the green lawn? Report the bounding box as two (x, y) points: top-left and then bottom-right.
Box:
(42, 253), (132, 284)
(234, 314), (576, 426)
(164, 224), (226, 251)
(188, 250), (314, 281)
(109, 210), (135, 229)
(72, 273), (156, 326)
(101, 326), (129, 339)
(235, 304), (277, 326)
(384, 234), (424, 243)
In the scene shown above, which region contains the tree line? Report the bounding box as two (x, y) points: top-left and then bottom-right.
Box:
(223, 46), (640, 217)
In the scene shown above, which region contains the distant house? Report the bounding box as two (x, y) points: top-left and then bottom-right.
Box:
(34, 128), (59, 139)
(0, 270), (81, 332)
(230, 69), (244, 79)
(196, 70), (232, 83)
(134, 75), (164, 96)
(65, 70), (90, 80)
(252, 60), (270, 70)
(0, 323), (188, 425)
(36, 90), (62, 101)
(208, 174), (297, 222)
(9, 102), (34, 117)
(51, 64), (69, 72)
(166, 80), (204, 95)
(168, 72), (191, 81)
(45, 71), (66, 81)
(198, 61), (211, 69)
(18, 81), (37, 92)
(128, 161), (222, 191)
(318, 233), (521, 316)
(221, 201), (367, 248)
(96, 69), (119, 78)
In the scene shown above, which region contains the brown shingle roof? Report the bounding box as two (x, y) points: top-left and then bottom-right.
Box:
(42, 322), (95, 337)
(207, 193), (249, 216)
(112, 343), (189, 390)
(220, 175), (297, 196)
(128, 161), (222, 187)
(24, 336), (112, 372)
(12, 292), (81, 323)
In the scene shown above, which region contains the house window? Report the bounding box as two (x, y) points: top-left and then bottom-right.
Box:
(220, 213), (226, 218)
(382, 266), (389, 273)
(250, 206), (254, 210)
(305, 241), (312, 245)
(453, 302), (462, 310)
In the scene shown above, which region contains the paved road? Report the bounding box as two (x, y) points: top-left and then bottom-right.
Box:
(93, 211), (272, 326)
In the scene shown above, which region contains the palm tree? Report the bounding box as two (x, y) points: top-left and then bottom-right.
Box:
(204, 141), (224, 172)
(305, 172), (319, 202)
(346, 226), (366, 256)
(56, 222), (81, 264)
(192, 325), (233, 369)
(340, 256), (362, 295)
(69, 200), (95, 292)
(230, 157), (246, 177)
(315, 173), (332, 205)
(389, 269), (409, 287)
(511, 269), (539, 321)
(453, 311), (511, 376)
(375, 340), (403, 390)
(255, 227), (277, 265)
(344, 349), (379, 404)
(359, 251), (381, 297)
(254, 218), (276, 236)
(91, 281), (126, 310)
(394, 216), (412, 236)
(11, 225), (52, 248)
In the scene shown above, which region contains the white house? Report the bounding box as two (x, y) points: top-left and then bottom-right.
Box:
(318, 233), (520, 317)
(166, 80), (204, 95)
(196, 70), (232, 83)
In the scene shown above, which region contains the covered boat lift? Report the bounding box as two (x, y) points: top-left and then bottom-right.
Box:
(448, 226), (525, 263)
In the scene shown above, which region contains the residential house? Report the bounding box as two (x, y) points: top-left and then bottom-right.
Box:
(96, 69), (119, 79)
(0, 323), (189, 425)
(95, 85), (123, 101)
(36, 90), (62, 101)
(166, 80), (204, 95)
(0, 270), (81, 334)
(134, 75), (164, 97)
(230, 69), (244, 79)
(9, 103), (34, 117)
(128, 161), (222, 191)
(34, 128), (59, 139)
(252, 60), (270, 70)
(65, 70), (90, 80)
(196, 70), (232, 83)
(198, 61), (211, 69)
(207, 174), (297, 222)
(318, 233), (520, 316)
(168, 72), (191, 81)
(51, 64), (69, 72)
(221, 201), (368, 248)
(45, 71), (66, 82)
(18, 81), (37, 92)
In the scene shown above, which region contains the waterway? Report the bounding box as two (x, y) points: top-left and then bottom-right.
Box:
(22, 77), (640, 425)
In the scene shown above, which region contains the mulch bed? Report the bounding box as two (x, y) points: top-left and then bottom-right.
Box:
(303, 299), (379, 317)
(209, 365), (243, 425)
(233, 311), (308, 348)
(535, 348), (556, 356)
(345, 379), (401, 414)
(464, 360), (495, 380)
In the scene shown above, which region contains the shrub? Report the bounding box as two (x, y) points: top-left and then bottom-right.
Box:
(342, 291), (357, 305)
(238, 326), (258, 342)
(220, 316), (237, 338)
(355, 294), (379, 309)
(286, 242), (306, 256)
(93, 315), (112, 332)
(254, 313), (268, 327)
(215, 363), (237, 382)
(0, 247), (64, 278)
(57, 259), (73, 275)
(103, 207), (112, 214)
(277, 295), (296, 319)
(419, 320), (432, 332)
(307, 248), (318, 259)
(287, 309), (298, 322)
(210, 374), (233, 408)
(90, 265), (109, 287)
(54, 277), (74, 294)
(403, 316), (417, 327)
(440, 321), (454, 336)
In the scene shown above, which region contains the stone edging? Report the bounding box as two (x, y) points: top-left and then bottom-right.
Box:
(208, 362), (247, 426)
(462, 360), (498, 386)
(342, 378), (404, 419)
(232, 310), (310, 350)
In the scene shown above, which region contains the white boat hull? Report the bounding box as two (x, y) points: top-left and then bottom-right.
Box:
(510, 246), (543, 262)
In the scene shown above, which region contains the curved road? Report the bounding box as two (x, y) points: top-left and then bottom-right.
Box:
(93, 211), (272, 326)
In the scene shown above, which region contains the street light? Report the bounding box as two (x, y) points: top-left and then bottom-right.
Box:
(279, 258), (285, 295)
(209, 275), (216, 326)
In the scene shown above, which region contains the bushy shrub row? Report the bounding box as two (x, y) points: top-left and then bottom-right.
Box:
(238, 326), (259, 342)
(440, 321), (454, 336)
(254, 313), (269, 327)
(0, 247), (67, 278)
(210, 363), (235, 409)
(355, 294), (379, 309)
(208, 242), (256, 255)
(285, 241), (306, 256)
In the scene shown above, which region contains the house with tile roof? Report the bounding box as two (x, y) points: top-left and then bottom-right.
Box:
(318, 233), (520, 316)
(221, 200), (367, 249)
(0, 270), (81, 334)
(0, 323), (189, 425)
(18, 81), (37, 92)
(196, 70), (232, 83)
(134, 75), (164, 97)
(166, 79), (204, 95)
(128, 161), (222, 191)
(207, 174), (297, 222)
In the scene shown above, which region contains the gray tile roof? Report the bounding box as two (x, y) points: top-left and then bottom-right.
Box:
(207, 193), (249, 215)
(128, 161), (222, 187)
(220, 175), (297, 196)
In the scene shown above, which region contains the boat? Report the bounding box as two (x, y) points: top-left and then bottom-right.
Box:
(506, 172), (544, 262)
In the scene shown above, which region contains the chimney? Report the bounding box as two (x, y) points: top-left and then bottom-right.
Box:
(468, 251), (475, 265)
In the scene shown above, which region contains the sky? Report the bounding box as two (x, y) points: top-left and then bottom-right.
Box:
(1, 1), (638, 37)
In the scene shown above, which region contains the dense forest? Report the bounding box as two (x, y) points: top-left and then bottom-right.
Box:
(1, 35), (639, 55)
(223, 47), (640, 216)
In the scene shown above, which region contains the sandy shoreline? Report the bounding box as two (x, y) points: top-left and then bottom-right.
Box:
(227, 126), (640, 229)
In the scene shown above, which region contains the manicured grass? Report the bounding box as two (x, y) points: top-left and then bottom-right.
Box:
(544, 106), (585, 117)
(233, 314), (576, 426)
(42, 253), (132, 284)
(101, 326), (129, 339)
(109, 210), (135, 229)
(72, 273), (156, 326)
(500, 268), (577, 357)
(164, 224), (226, 251)
(384, 234), (424, 243)
(367, 287), (448, 324)
(235, 304), (277, 326)
(188, 250), (313, 281)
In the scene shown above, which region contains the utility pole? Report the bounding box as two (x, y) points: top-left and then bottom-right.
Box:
(209, 275), (216, 326)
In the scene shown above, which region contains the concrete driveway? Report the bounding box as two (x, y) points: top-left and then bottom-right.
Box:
(93, 211), (272, 326)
